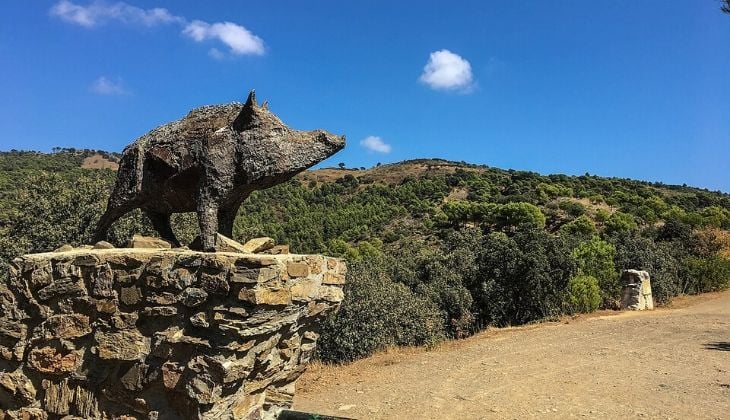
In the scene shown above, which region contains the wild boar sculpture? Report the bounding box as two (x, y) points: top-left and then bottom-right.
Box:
(94, 90), (345, 251)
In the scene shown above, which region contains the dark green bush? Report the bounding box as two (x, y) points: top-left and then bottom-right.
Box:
(470, 230), (576, 327)
(316, 261), (446, 363)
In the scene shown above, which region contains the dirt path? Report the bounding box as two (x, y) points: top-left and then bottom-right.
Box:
(293, 291), (730, 419)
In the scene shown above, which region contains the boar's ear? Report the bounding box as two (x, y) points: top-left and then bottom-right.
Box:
(232, 90), (257, 131)
(245, 90), (257, 107)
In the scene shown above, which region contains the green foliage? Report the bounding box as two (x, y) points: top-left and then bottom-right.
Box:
(471, 230), (576, 326)
(683, 256), (730, 293)
(567, 275), (601, 313)
(1, 153), (729, 364)
(603, 212), (638, 235)
(494, 202), (546, 231)
(558, 200), (586, 217)
(560, 215), (597, 237)
(572, 236), (619, 306)
(316, 261), (446, 363)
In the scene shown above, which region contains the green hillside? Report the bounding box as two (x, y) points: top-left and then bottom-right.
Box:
(1, 151), (729, 363)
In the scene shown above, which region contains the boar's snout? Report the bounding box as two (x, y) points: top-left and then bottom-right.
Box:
(314, 130), (346, 154)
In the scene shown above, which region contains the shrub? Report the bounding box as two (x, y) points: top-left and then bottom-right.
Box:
(603, 212), (638, 235)
(470, 229), (576, 326)
(683, 256), (730, 293)
(316, 261), (445, 363)
(572, 236), (619, 306)
(567, 275), (601, 313)
(560, 215), (597, 238)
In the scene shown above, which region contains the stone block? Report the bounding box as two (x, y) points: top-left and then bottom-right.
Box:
(127, 235), (171, 249)
(242, 237), (276, 253)
(287, 262), (309, 278)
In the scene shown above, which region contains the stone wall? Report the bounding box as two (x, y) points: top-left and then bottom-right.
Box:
(0, 248), (345, 419)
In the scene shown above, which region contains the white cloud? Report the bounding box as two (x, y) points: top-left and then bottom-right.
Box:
(50, 0), (182, 28)
(208, 48), (226, 60)
(50, 1), (266, 58)
(183, 20), (265, 56)
(419, 49), (474, 92)
(360, 136), (392, 154)
(90, 76), (128, 95)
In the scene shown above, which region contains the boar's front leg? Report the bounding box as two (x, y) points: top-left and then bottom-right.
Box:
(145, 210), (181, 248)
(197, 199), (219, 252)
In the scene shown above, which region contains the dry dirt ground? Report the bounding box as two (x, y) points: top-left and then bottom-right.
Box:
(294, 291), (730, 419)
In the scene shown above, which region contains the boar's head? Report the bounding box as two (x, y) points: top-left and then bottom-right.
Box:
(231, 91), (345, 183)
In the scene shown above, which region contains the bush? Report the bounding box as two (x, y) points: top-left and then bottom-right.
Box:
(316, 261), (446, 363)
(572, 236), (619, 306)
(560, 215), (597, 238)
(567, 275), (601, 313)
(683, 256), (730, 293)
(470, 230), (576, 327)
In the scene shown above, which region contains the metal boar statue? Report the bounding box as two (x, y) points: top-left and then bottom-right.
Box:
(94, 90), (345, 251)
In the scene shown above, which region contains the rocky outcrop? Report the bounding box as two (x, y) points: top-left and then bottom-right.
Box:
(619, 269), (653, 310)
(0, 248), (345, 419)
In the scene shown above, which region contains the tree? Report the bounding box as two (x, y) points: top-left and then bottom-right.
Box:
(572, 236), (619, 306)
(494, 202), (546, 231)
(567, 275), (601, 313)
(560, 215), (597, 238)
(338, 162), (346, 169)
(471, 229), (576, 326)
(723, 0), (730, 13)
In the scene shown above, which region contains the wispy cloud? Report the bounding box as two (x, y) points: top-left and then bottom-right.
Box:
(183, 20), (265, 56)
(49, 0), (182, 28)
(360, 136), (392, 154)
(419, 49), (474, 92)
(90, 76), (128, 95)
(50, 1), (265, 57)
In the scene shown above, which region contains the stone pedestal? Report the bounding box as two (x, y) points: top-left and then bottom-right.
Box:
(0, 248), (345, 419)
(619, 269), (653, 311)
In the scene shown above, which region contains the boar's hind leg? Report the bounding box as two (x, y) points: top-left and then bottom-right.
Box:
(93, 203), (134, 243)
(145, 210), (181, 247)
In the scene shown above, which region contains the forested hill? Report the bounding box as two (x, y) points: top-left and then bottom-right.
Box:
(1, 150), (729, 363)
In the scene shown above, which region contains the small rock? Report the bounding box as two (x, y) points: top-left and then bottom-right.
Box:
(189, 233), (248, 253)
(180, 287), (208, 307)
(95, 330), (150, 361)
(53, 244), (74, 253)
(264, 245), (289, 255)
(93, 241), (115, 250)
(127, 235), (171, 249)
(27, 347), (79, 375)
(141, 306), (178, 317)
(241, 237), (275, 253)
(190, 312), (209, 328)
(120, 286), (142, 306)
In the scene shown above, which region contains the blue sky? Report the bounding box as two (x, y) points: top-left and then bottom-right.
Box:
(1, 1), (729, 191)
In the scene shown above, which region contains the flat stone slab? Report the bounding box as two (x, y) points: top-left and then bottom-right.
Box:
(0, 248), (346, 419)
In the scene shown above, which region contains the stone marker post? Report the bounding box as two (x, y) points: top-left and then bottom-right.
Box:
(619, 269), (654, 310)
